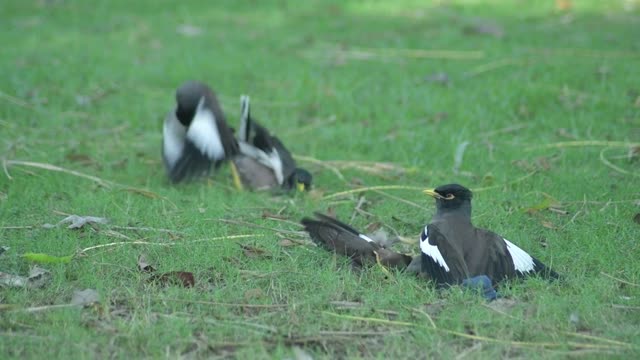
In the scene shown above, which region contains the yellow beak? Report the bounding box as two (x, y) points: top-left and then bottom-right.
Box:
(423, 189), (441, 198)
(296, 183), (306, 192)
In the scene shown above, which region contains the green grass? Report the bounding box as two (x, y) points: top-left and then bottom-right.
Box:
(1, 0), (640, 358)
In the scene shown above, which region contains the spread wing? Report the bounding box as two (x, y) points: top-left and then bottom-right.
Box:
(301, 216), (378, 267)
(163, 110), (218, 183)
(479, 228), (560, 283)
(420, 225), (468, 286)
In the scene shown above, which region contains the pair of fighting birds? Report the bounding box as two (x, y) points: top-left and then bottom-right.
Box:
(162, 81), (312, 191)
(302, 184), (560, 299)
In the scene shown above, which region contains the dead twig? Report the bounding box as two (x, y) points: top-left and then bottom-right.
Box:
(5, 160), (113, 188)
(159, 298), (289, 308)
(599, 147), (640, 177)
(526, 141), (639, 151)
(601, 272), (640, 287)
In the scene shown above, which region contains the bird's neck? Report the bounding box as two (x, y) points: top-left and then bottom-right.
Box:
(435, 203), (472, 219)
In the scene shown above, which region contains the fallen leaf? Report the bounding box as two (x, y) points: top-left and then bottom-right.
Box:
(523, 197), (558, 214)
(541, 220), (557, 229)
(424, 72), (450, 86)
(22, 252), (74, 264)
(0, 266), (51, 289)
(244, 288), (264, 301)
(633, 213), (640, 225)
(57, 214), (109, 229)
(137, 254), (156, 273)
(65, 152), (96, 167)
(463, 22), (504, 38)
(329, 300), (363, 309)
(279, 239), (301, 247)
(176, 24), (203, 37)
(149, 271), (195, 288)
(71, 289), (100, 307)
(262, 211), (289, 220)
(555, 0), (572, 11)
(239, 244), (271, 259)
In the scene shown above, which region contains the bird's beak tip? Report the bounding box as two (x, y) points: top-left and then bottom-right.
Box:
(296, 183), (305, 192)
(422, 189), (438, 198)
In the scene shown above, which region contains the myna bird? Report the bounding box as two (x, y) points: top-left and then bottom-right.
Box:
(301, 212), (414, 270)
(162, 81), (239, 183)
(421, 183), (560, 286)
(233, 95), (312, 192)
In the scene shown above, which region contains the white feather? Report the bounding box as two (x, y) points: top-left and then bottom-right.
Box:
(419, 226), (450, 272)
(504, 239), (535, 273)
(238, 142), (285, 185)
(162, 112), (186, 168)
(186, 97), (226, 160)
(358, 234), (375, 243)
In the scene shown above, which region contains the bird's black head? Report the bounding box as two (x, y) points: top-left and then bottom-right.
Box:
(175, 81), (214, 126)
(287, 168), (313, 192)
(423, 183), (473, 211)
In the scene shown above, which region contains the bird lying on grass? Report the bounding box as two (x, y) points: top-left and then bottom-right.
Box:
(232, 95), (312, 192)
(161, 81), (239, 183)
(301, 212), (415, 271)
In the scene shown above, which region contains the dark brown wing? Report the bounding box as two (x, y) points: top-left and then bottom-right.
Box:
(477, 228), (561, 283)
(311, 212), (369, 240)
(474, 228), (517, 284)
(301, 216), (377, 267)
(375, 248), (413, 271)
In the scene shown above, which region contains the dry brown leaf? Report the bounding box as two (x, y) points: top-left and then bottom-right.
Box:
(244, 288), (264, 301)
(541, 220), (557, 229)
(149, 271), (195, 288)
(279, 239), (304, 247)
(329, 300), (363, 309)
(239, 244), (271, 259)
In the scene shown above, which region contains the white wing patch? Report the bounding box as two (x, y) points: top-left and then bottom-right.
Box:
(162, 112), (186, 168)
(358, 234), (375, 243)
(419, 226), (450, 272)
(186, 97), (226, 160)
(504, 239), (535, 273)
(238, 142), (285, 185)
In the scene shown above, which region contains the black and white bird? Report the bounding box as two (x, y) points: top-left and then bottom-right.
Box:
(232, 95), (312, 192)
(301, 212), (416, 271)
(162, 81), (239, 183)
(420, 184), (560, 286)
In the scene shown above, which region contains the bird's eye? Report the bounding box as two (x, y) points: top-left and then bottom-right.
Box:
(444, 193), (455, 200)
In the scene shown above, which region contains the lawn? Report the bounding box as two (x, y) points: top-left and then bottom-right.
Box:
(1, 0), (639, 358)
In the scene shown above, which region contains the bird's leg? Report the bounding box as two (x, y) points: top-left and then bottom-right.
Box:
(229, 161), (244, 191)
(373, 250), (391, 276)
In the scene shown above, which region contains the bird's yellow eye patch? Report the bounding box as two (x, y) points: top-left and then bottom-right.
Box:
(444, 193), (455, 200)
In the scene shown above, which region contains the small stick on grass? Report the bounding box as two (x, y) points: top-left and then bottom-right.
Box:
(322, 185), (425, 200)
(5, 160), (113, 188)
(600, 272), (640, 287)
(599, 147), (640, 177)
(526, 141), (639, 151)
